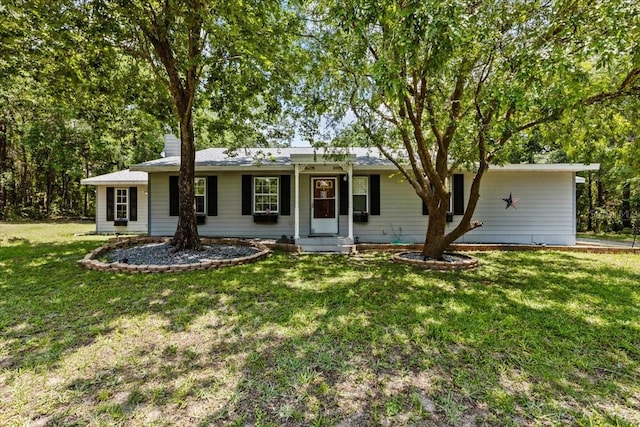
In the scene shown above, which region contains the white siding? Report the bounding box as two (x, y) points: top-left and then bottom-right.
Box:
(458, 171), (576, 245)
(347, 170), (576, 245)
(95, 185), (148, 234)
(147, 170), (577, 245)
(149, 172), (296, 238)
(347, 171), (427, 243)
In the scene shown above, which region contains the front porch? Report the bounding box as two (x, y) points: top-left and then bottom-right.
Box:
(292, 152), (356, 252)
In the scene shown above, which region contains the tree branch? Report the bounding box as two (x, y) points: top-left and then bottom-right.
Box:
(424, 95), (443, 148)
(349, 95), (421, 191)
(585, 68), (640, 105)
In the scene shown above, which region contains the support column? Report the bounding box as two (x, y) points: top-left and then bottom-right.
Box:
(348, 163), (353, 240)
(294, 163), (300, 240)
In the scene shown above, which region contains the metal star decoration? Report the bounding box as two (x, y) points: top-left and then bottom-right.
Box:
(502, 193), (519, 209)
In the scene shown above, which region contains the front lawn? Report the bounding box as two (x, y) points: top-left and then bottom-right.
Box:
(1, 223), (639, 426)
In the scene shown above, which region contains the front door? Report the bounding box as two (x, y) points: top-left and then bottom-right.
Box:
(311, 177), (338, 234)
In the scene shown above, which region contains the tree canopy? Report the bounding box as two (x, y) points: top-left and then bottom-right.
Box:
(303, 0), (640, 258)
(0, 1), (167, 219)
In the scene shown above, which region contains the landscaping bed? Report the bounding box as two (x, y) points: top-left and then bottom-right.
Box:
(79, 237), (270, 272)
(393, 251), (479, 270)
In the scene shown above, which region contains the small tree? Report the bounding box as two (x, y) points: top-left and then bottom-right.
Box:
(307, 0), (640, 259)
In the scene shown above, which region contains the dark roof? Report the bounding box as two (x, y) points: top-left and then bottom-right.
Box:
(81, 169), (148, 185)
(131, 146), (600, 173)
(133, 147), (393, 170)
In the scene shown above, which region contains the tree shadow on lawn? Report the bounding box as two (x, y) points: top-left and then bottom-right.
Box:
(1, 243), (639, 426)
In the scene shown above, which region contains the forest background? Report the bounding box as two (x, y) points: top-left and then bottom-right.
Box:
(1, 1), (638, 234)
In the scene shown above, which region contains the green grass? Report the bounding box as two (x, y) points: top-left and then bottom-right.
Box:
(577, 231), (638, 243)
(1, 222), (639, 426)
(0, 220), (102, 244)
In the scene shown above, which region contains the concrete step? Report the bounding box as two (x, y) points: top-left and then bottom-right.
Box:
(296, 237), (354, 246)
(296, 237), (337, 246)
(296, 236), (355, 254)
(300, 245), (355, 254)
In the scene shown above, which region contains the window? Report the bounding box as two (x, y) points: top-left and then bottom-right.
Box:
(353, 176), (368, 213)
(254, 177), (279, 213)
(115, 188), (128, 220)
(194, 177), (206, 214)
(169, 176), (217, 217)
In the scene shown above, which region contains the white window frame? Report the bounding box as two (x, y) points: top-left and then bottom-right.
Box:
(352, 176), (369, 213)
(194, 177), (206, 215)
(115, 187), (128, 220)
(253, 176), (279, 214)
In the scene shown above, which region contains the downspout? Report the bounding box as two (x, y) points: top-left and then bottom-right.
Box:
(294, 164), (300, 240)
(572, 172), (576, 245)
(348, 164), (353, 240)
(147, 177), (151, 236)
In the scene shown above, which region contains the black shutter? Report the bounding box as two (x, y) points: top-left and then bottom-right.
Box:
(339, 174), (348, 215)
(370, 174), (381, 215)
(207, 176), (218, 216)
(280, 175), (291, 215)
(129, 187), (138, 221)
(242, 175), (252, 215)
(453, 174), (464, 215)
(106, 187), (114, 221)
(169, 176), (179, 216)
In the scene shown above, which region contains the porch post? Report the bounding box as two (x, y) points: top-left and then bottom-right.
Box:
(347, 163), (353, 240)
(294, 163), (300, 240)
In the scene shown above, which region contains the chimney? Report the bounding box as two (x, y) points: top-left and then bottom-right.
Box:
(162, 134), (181, 157)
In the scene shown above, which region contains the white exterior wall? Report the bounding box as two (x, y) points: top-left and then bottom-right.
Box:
(458, 171), (576, 245)
(95, 185), (148, 234)
(347, 171), (427, 243)
(346, 170), (576, 245)
(147, 169), (577, 245)
(148, 172), (296, 238)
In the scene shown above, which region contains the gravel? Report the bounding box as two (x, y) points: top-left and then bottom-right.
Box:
(400, 252), (469, 262)
(103, 242), (260, 266)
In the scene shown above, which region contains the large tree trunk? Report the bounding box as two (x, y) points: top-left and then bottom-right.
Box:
(421, 207), (450, 260)
(139, 1), (203, 251)
(419, 164), (487, 260)
(171, 115), (201, 251)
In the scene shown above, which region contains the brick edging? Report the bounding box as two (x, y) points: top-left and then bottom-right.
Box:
(392, 252), (479, 271)
(262, 242), (301, 253)
(78, 237), (270, 273)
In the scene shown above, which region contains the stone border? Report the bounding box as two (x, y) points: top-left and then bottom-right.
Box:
(392, 252), (479, 271)
(264, 242), (301, 253)
(78, 237), (270, 273)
